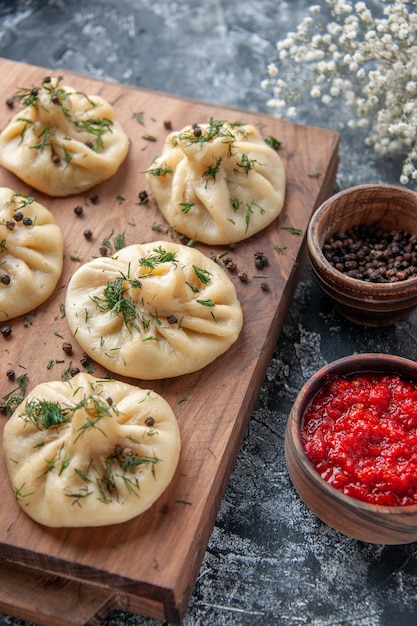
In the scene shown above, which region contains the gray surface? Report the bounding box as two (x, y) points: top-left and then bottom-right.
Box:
(0, 1), (416, 625)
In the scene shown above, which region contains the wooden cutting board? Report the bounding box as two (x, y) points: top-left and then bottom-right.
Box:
(0, 58), (339, 626)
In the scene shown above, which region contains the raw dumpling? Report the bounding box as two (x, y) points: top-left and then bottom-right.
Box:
(3, 372), (181, 528)
(0, 76), (129, 196)
(0, 187), (64, 321)
(145, 119), (286, 245)
(65, 241), (243, 379)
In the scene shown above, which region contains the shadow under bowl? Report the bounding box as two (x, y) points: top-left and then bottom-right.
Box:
(284, 353), (417, 544)
(307, 183), (417, 326)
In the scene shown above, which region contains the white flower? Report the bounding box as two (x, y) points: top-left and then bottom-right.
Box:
(262, 0), (417, 185)
(267, 63), (278, 77)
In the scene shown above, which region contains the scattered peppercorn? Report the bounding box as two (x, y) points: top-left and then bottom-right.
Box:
(1, 274), (11, 285)
(13, 211), (23, 222)
(89, 192), (99, 205)
(6, 220), (15, 230)
(22, 217), (33, 226)
(261, 282), (269, 291)
(83, 229), (93, 240)
(74, 205), (84, 216)
(138, 190), (148, 204)
(164, 120), (172, 130)
(52, 155), (60, 164)
(6, 369), (15, 380)
(0, 402), (7, 415)
(323, 223), (417, 283)
(106, 396), (113, 406)
(80, 353), (91, 367)
(43, 76), (51, 84)
(192, 124), (202, 137)
(30, 86), (38, 98)
(223, 257), (237, 272)
(254, 250), (269, 269)
(5, 97), (14, 108)
(1, 325), (12, 338)
(85, 141), (94, 149)
(238, 272), (248, 282)
(145, 416), (155, 426)
(69, 366), (80, 377)
(167, 315), (177, 324)
(62, 342), (73, 355)
(99, 246), (108, 256)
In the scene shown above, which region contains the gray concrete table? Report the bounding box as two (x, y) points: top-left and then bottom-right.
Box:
(0, 1), (416, 625)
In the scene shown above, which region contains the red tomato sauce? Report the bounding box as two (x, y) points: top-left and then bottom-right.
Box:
(301, 372), (417, 506)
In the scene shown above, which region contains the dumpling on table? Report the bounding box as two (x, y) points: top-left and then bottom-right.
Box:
(145, 119), (286, 245)
(0, 76), (129, 196)
(0, 186), (64, 321)
(65, 241), (243, 379)
(3, 372), (181, 527)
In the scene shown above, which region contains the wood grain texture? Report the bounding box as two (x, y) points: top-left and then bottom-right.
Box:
(0, 58), (339, 625)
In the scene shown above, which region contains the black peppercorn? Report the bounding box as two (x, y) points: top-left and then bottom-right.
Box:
(22, 217), (33, 226)
(99, 246), (108, 256)
(138, 190), (148, 203)
(145, 416), (155, 426)
(323, 223), (417, 283)
(62, 342), (73, 355)
(74, 205), (83, 216)
(6, 369), (15, 380)
(1, 325), (12, 338)
(83, 229), (93, 240)
(13, 211), (23, 222)
(1, 274), (11, 285)
(89, 192), (99, 205)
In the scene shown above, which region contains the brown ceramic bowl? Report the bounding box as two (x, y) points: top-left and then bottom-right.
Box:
(307, 183), (417, 326)
(285, 353), (417, 544)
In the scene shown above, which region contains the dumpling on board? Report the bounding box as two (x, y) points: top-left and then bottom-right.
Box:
(65, 241), (243, 379)
(0, 76), (129, 196)
(145, 119), (286, 245)
(3, 372), (181, 528)
(0, 187), (64, 322)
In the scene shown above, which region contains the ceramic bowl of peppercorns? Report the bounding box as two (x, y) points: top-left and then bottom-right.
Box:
(285, 352), (417, 544)
(307, 183), (417, 326)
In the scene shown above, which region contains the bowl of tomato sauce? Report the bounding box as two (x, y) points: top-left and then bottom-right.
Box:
(285, 353), (417, 544)
(307, 183), (417, 326)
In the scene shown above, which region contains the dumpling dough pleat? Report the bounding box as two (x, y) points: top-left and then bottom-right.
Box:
(3, 372), (181, 527)
(0, 76), (129, 196)
(65, 241), (243, 379)
(0, 187), (63, 321)
(145, 120), (286, 244)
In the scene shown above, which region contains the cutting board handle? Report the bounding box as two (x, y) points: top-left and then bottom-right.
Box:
(0, 559), (116, 626)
